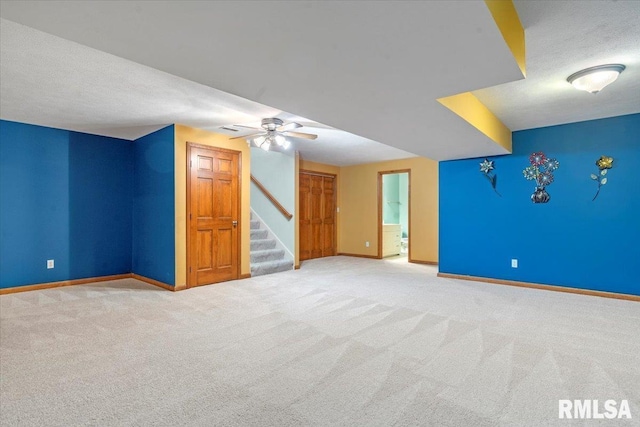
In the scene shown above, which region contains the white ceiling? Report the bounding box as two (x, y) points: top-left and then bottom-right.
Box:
(475, 0), (640, 131)
(0, 19), (416, 166)
(0, 1), (638, 165)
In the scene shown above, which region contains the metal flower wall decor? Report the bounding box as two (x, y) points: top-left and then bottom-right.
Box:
(591, 155), (614, 201)
(479, 158), (501, 196)
(523, 152), (559, 203)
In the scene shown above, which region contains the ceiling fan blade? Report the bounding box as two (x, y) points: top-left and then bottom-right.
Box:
(283, 131), (318, 140)
(277, 122), (302, 132)
(229, 132), (263, 140)
(233, 125), (262, 130)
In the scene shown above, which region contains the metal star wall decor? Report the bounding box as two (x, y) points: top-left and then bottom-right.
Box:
(479, 158), (501, 197)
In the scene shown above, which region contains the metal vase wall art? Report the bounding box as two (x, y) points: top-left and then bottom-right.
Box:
(523, 152), (559, 203)
(479, 158), (501, 196)
(591, 155), (613, 201)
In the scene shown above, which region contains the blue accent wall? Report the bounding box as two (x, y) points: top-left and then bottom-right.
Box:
(0, 120), (133, 288)
(439, 114), (640, 296)
(132, 126), (175, 286)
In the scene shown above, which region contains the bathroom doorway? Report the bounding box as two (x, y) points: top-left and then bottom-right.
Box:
(378, 170), (410, 261)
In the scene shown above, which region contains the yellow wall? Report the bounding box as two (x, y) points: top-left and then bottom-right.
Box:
(338, 157), (438, 263)
(437, 92), (512, 153)
(299, 159), (340, 176)
(174, 124), (251, 289)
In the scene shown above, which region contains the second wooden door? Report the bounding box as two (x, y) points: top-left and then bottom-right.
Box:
(299, 172), (335, 261)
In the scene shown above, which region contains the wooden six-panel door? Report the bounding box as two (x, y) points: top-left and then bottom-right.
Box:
(299, 172), (335, 261)
(188, 144), (240, 287)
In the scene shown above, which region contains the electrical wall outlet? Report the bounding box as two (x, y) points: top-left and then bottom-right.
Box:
(336, 207), (340, 213)
(365, 241), (370, 247)
(47, 259), (55, 269)
(511, 259), (518, 268)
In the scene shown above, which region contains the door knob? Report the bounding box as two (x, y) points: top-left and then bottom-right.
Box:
(232, 220), (238, 227)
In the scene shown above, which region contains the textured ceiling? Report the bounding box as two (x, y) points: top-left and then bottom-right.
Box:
(0, 1), (522, 162)
(0, 19), (416, 166)
(0, 1), (638, 165)
(475, 0), (640, 131)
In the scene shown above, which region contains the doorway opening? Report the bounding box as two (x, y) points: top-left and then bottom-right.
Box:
(378, 170), (410, 261)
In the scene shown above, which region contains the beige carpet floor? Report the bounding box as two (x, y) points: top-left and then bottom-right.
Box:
(1, 256), (639, 426)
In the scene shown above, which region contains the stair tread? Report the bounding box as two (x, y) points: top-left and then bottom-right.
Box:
(250, 239), (277, 250)
(251, 248), (284, 254)
(250, 259), (293, 276)
(251, 258), (292, 267)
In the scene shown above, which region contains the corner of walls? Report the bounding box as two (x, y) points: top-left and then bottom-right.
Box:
(0, 120), (133, 289)
(439, 113), (640, 296)
(132, 125), (175, 286)
(173, 124), (251, 288)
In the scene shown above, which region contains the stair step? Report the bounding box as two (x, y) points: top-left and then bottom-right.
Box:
(251, 238), (277, 251)
(251, 249), (285, 263)
(251, 259), (293, 277)
(249, 211), (292, 278)
(250, 229), (268, 240)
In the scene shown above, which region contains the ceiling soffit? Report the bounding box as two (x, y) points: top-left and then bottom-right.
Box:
(0, 1), (526, 161)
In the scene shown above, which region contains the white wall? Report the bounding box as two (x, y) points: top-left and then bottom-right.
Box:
(250, 147), (295, 253)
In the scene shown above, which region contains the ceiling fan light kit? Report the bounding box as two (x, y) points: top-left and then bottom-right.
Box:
(228, 117), (318, 151)
(257, 133), (290, 151)
(567, 64), (625, 94)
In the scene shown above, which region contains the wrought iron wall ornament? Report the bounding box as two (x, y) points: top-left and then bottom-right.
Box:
(523, 152), (559, 203)
(591, 155), (614, 201)
(479, 158), (501, 196)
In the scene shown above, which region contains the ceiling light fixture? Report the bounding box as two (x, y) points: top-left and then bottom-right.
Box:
(254, 135), (266, 146)
(251, 130), (293, 152)
(229, 117), (318, 149)
(567, 64), (625, 94)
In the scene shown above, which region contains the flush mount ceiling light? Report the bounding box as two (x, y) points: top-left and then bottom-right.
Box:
(567, 64), (625, 94)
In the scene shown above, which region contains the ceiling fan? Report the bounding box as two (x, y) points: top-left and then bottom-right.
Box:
(227, 118), (317, 151)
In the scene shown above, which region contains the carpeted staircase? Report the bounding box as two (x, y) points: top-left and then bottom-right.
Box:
(250, 211), (293, 277)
